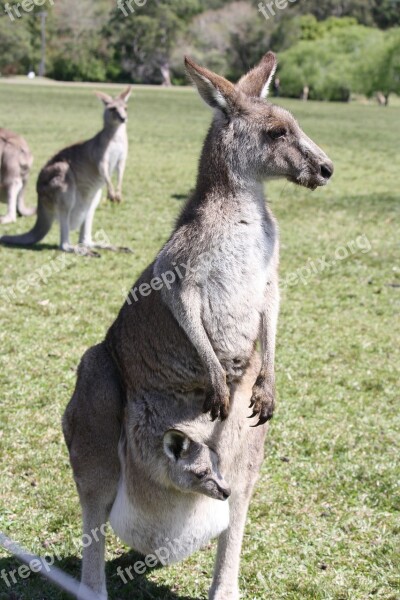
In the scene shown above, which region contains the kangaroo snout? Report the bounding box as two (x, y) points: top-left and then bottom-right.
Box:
(219, 484), (231, 501)
(319, 159), (334, 182)
(213, 477), (231, 501)
(303, 151), (334, 190)
(311, 142), (334, 187)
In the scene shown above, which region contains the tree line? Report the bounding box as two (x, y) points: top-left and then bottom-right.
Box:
(0, 0), (399, 102)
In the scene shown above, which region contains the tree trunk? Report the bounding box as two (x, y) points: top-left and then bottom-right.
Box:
(376, 92), (386, 106)
(160, 61), (172, 87)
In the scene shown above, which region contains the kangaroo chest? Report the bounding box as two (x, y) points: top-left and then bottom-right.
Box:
(197, 216), (276, 375)
(105, 138), (126, 174)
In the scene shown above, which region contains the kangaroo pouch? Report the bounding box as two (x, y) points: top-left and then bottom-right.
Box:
(109, 475), (229, 562)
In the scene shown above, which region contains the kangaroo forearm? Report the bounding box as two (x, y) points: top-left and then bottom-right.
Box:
(259, 296), (279, 383)
(249, 278), (280, 425)
(162, 287), (223, 378)
(116, 158), (126, 192)
(159, 282), (230, 419)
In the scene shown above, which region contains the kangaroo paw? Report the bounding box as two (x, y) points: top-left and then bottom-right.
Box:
(107, 190), (120, 203)
(61, 243), (101, 258)
(0, 214), (17, 225)
(92, 244), (133, 254)
(249, 375), (275, 426)
(203, 383), (230, 421)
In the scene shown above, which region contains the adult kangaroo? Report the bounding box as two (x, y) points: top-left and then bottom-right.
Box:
(0, 128), (34, 225)
(0, 87), (131, 252)
(63, 52), (333, 599)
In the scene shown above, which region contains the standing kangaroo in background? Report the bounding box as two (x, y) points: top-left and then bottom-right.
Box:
(63, 52), (333, 599)
(0, 128), (34, 225)
(0, 87), (131, 252)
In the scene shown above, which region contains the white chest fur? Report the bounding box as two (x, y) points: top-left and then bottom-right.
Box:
(109, 475), (229, 563)
(105, 140), (123, 175)
(197, 214), (276, 369)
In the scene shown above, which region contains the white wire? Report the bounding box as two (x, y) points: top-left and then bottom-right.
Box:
(0, 532), (102, 600)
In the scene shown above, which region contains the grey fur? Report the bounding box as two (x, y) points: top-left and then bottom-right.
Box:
(0, 88), (131, 252)
(0, 128), (34, 225)
(62, 52), (333, 599)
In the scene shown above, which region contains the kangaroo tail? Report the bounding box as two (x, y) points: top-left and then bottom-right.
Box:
(0, 201), (53, 246)
(17, 195), (37, 218)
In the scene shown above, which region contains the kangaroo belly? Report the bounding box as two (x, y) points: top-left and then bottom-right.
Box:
(59, 181), (103, 231)
(109, 477), (229, 563)
(65, 205), (89, 231)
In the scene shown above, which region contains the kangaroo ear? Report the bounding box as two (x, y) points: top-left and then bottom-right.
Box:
(119, 86), (132, 102)
(163, 430), (191, 461)
(185, 56), (239, 115)
(236, 51), (277, 99)
(95, 91), (114, 106)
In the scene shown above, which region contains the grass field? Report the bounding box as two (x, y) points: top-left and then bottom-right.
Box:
(0, 81), (399, 600)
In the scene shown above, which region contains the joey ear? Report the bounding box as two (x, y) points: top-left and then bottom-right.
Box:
(163, 430), (191, 461)
(185, 56), (239, 115)
(95, 91), (114, 106)
(119, 85), (132, 102)
(236, 51), (277, 99)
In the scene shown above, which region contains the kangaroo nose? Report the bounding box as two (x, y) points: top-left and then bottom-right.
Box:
(320, 162), (334, 181)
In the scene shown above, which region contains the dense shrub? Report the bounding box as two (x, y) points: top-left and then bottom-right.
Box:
(278, 22), (385, 101)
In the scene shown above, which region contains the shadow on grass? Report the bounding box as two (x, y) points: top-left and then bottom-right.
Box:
(0, 552), (199, 600)
(0, 242), (59, 252)
(170, 189), (193, 202)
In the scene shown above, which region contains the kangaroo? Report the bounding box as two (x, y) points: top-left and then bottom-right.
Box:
(62, 52), (333, 599)
(0, 128), (35, 225)
(161, 429), (231, 501)
(63, 347), (265, 600)
(105, 51), (333, 426)
(109, 424), (232, 561)
(0, 87), (131, 253)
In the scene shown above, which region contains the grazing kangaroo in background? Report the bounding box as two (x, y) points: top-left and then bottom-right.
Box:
(0, 87), (131, 252)
(0, 128), (34, 225)
(63, 52), (333, 599)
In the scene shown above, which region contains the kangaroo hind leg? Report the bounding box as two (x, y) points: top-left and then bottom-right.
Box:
(79, 189), (102, 248)
(62, 342), (124, 599)
(0, 179), (23, 224)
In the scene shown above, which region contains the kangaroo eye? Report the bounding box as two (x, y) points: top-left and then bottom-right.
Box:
(195, 470), (209, 479)
(269, 128), (287, 140)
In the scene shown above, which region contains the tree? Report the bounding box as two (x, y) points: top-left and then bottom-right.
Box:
(170, 1), (273, 83)
(0, 17), (31, 75)
(278, 22), (383, 101)
(372, 0), (400, 28)
(103, 0), (201, 85)
(288, 0), (400, 28)
(359, 28), (400, 103)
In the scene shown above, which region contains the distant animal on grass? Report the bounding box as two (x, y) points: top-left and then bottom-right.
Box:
(0, 87), (132, 253)
(62, 52), (333, 599)
(0, 128), (34, 225)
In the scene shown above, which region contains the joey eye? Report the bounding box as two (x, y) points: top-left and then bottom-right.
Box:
(269, 128), (287, 140)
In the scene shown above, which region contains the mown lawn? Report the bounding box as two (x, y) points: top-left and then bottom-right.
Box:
(0, 81), (399, 600)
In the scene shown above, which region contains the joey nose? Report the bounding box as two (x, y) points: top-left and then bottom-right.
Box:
(320, 161), (334, 181)
(221, 486), (231, 500)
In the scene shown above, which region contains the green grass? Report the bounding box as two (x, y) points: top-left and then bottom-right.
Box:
(0, 81), (399, 600)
